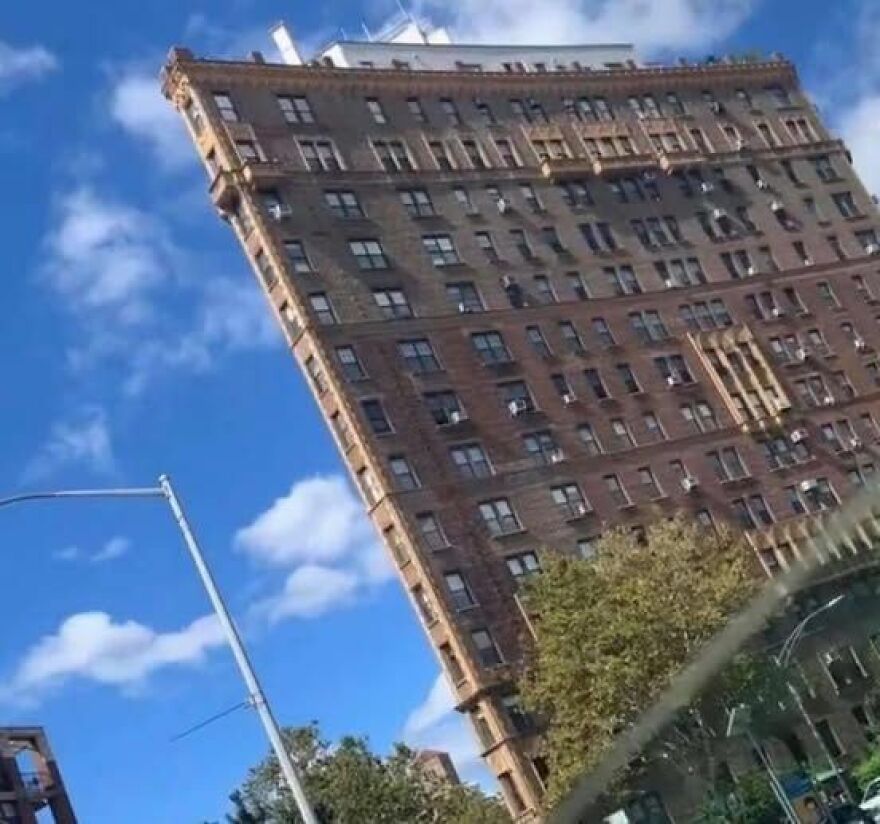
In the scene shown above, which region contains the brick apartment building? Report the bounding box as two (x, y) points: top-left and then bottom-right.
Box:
(0, 727), (76, 823)
(163, 16), (880, 819)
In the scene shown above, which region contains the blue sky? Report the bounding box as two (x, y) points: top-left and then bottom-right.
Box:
(0, 1), (878, 822)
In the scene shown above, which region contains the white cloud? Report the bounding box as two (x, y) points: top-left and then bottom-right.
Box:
(1, 611), (224, 704)
(91, 536), (131, 564)
(24, 407), (114, 481)
(402, 674), (484, 782)
(417, 0), (758, 54)
(110, 72), (193, 171)
(53, 546), (80, 562)
(237, 476), (394, 622)
(0, 41), (57, 93)
(839, 96), (880, 196)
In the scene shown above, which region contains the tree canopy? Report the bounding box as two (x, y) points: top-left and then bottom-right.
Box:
(219, 723), (509, 824)
(520, 515), (765, 805)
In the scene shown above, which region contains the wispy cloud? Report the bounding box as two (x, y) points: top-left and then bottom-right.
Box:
(110, 72), (193, 171)
(90, 536), (131, 564)
(0, 611), (224, 705)
(24, 406), (115, 482)
(415, 0), (759, 54)
(0, 40), (58, 94)
(236, 475), (395, 622)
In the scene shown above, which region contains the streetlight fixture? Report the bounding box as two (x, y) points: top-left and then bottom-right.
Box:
(0, 474), (319, 824)
(775, 594), (851, 804)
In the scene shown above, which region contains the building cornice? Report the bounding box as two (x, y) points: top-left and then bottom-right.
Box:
(162, 49), (798, 100)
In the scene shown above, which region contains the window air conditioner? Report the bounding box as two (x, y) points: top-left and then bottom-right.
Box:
(700, 181), (714, 194)
(790, 428), (808, 443)
(867, 243), (880, 256)
(849, 436), (863, 450)
(794, 347), (807, 361)
(771, 306), (785, 318)
(770, 200), (785, 213)
(756, 178), (769, 190)
(549, 449), (565, 464)
(799, 479), (818, 493)
(822, 395), (835, 406)
(508, 399), (528, 416)
(268, 204), (292, 221)
(496, 197), (509, 214)
(666, 374), (682, 387)
(562, 392), (576, 405)
(712, 207), (727, 220)
(571, 502), (588, 517)
(681, 476), (699, 492)
(854, 337), (867, 351)
(449, 410), (468, 424)
(501, 274), (516, 289)
(746, 265), (758, 276)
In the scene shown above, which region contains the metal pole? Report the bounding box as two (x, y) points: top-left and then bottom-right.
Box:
(744, 727), (799, 824)
(158, 475), (319, 824)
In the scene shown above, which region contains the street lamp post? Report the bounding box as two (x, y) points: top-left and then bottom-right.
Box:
(775, 594), (852, 804)
(0, 475), (319, 824)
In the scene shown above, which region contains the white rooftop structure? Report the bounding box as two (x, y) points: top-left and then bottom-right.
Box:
(271, 15), (637, 73)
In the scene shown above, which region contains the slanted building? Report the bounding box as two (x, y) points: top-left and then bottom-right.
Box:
(163, 16), (880, 819)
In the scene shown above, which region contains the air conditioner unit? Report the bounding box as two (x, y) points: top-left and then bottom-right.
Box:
(735, 137), (748, 150)
(663, 278), (676, 289)
(855, 337), (867, 351)
(681, 476), (700, 492)
(549, 449), (565, 464)
(709, 101), (723, 114)
(771, 306), (785, 318)
(848, 436), (864, 451)
(508, 399), (528, 416)
(790, 428), (808, 443)
(457, 302), (474, 314)
(799, 479), (818, 493)
(746, 265), (758, 276)
(712, 207), (728, 220)
(449, 410), (468, 424)
(822, 394), (835, 406)
(635, 110), (647, 120)
(700, 181), (715, 194)
(501, 274), (516, 289)
(756, 178), (769, 190)
(867, 243), (880, 256)
(268, 204), (292, 220)
(642, 170), (657, 182)
(770, 200), (785, 213)
(794, 347), (807, 362)
(666, 374), (683, 387)
(562, 392), (577, 405)
(496, 197), (509, 214)
(571, 502), (589, 517)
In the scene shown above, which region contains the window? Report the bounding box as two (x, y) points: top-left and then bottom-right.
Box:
(708, 446), (748, 481)
(254, 250), (276, 287)
(400, 189), (435, 217)
(474, 231), (500, 262)
(349, 239), (389, 270)
(654, 354), (694, 385)
(472, 331), (511, 365)
(507, 553), (540, 582)
(407, 97), (427, 122)
(365, 97), (387, 124)
(304, 356), (327, 395)
(474, 99), (495, 124)
(361, 399), (392, 434)
(523, 431), (561, 465)
(500, 381), (535, 414)
(637, 467), (664, 500)
(592, 318), (616, 348)
(567, 272), (590, 300)
(616, 363), (642, 394)
(472, 628), (503, 667)
(446, 282), (484, 314)
(479, 499), (521, 536)
(453, 187), (477, 215)
(373, 139), (414, 172)
(815, 719), (844, 759)
(584, 368), (610, 400)
(212, 92), (239, 122)
(450, 443), (493, 479)
(373, 287), (412, 319)
(519, 183), (543, 213)
(551, 483), (590, 519)
(283, 240), (313, 274)
(604, 474), (632, 507)
(398, 339), (440, 373)
(812, 154), (839, 183)
(422, 234), (460, 267)
(532, 275), (556, 305)
(329, 411), (353, 451)
(324, 190), (364, 218)
(578, 423), (604, 456)
(610, 418), (636, 450)
(444, 572), (476, 610)
(581, 222), (619, 253)
(298, 139), (343, 172)
(235, 140), (260, 162)
(525, 325), (552, 357)
(461, 138), (489, 169)
(335, 346), (366, 381)
(424, 391), (464, 426)
(731, 495), (774, 528)
(440, 643), (464, 683)
(559, 321), (585, 354)
(389, 456), (420, 490)
(509, 229), (535, 260)
(417, 512), (449, 550)
(309, 292), (337, 325)
(494, 138), (521, 168)
(832, 191), (861, 219)
(605, 265), (641, 296)
(643, 412), (667, 442)
(629, 310), (669, 343)
(766, 83), (793, 107)
(277, 95), (314, 124)
(550, 373), (573, 400)
(680, 401), (718, 433)
(558, 181), (592, 210)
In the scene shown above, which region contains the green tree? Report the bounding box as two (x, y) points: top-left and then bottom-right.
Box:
(519, 516), (764, 805)
(223, 723), (509, 824)
(697, 771), (783, 823)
